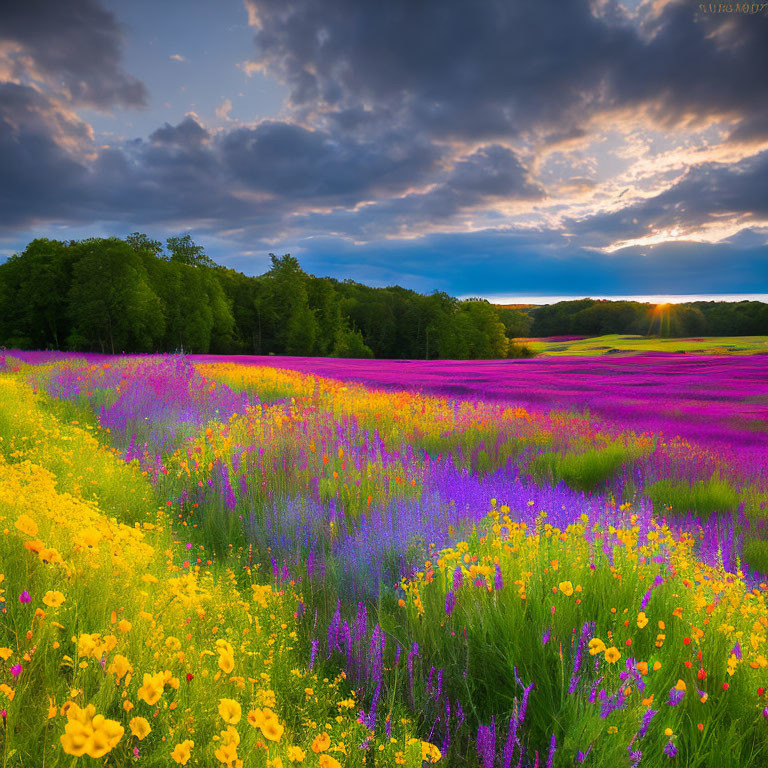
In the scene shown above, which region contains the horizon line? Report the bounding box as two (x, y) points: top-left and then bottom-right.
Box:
(471, 293), (768, 305)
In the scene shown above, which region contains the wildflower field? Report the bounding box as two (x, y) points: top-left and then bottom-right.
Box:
(1, 349), (767, 767)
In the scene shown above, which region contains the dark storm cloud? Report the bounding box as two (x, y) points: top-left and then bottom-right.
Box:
(288, 144), (545, 239)
(244, 0), (768, 141)
(567, 150), (768, 246)
(0, 83), (91, 226)
(218, 120), (443, 203)
(0, 0), (147, 109)
(150, 116), (211, 147)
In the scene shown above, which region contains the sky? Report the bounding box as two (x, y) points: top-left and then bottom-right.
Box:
(0, 0), (767, 298)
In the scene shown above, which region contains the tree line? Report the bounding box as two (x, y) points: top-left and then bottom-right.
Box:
(529, 298), (768, 338)
(0, 235), (764, 358)
(0, 235), (527, 358)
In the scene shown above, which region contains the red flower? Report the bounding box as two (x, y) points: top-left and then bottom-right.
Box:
(186, 673), (194, 682)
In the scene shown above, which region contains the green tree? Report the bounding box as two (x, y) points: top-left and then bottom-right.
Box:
(125, 232), (164, 258)
(68, 239), (165, 353)
(166, 234), (218, 268)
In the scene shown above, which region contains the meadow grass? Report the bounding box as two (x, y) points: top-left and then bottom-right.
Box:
(518, 334), (768, 356)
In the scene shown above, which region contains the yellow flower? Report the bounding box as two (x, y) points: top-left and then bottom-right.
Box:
(636, 612), (649, 629)
(0, 648), (12, 661)
(675, 679), (686, 692)
(218, 698), (242, 725)
(14, 514), (38, 537)
(664, 728), (674, 737)
(218, 650), (235, 674)
(268, 759), (284, 768)
(422, 741), (442, 763)
(137, 672), (165, 706)
(129, 716), (151, 740)
(312, 732), (331, 753)
(558, 581), (574, 597)
(118, 619), (132, 633)
(260, 716), (284, 743)
(43, 591), (66, 608)
(214, 726), (240, 765)
(604, 647), (621, 664)
(60, 703), (124, 759)
(171, 739), (194, 765)
(287, 745), (306, 763)
(108, 654), (133, 682)
(318, 756), (342, 768)
(588, 638), (606, 656)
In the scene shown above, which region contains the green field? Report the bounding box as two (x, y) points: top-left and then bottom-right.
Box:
(517, 334), (768, 356)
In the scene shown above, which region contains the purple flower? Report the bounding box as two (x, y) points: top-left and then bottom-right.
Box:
(667, 686), (685, 707)
(637, 708), (658, 739)
(542, 626), (551, 645)
(494, 563), (504, 591)
(18, 591), (31, 604)
(664, 740), (678, 758)
(452, 565), (464, 591)
(546, 733), (557, 768)
(445, 590), (456, 617)
(10, 664), (22, 677)
(476, 718), (496, 768)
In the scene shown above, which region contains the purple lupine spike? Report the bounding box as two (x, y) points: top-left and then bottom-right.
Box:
(453, 565), (464, 590)
(542, 626), (551, 645)
(395, 643), (401, 665)
(503, 716), (518, 768)
(546, 734), (557, 768)
(441, 699), (451, 756)
(436, 668), (444, 699)
(456, 701), (466, 730)
(476, 717), (496, 768)
(385, 717), (392, 739)
(308, 639), (318, 672)
(519, 683), (534, 724)
(494, 563), (504, 591)
(637, 708), (658, 739)
(577, 745), (593, 763)
(568, 675), (580, 694)
(445, 590), (457, 616)
(426, 665), (435, 697)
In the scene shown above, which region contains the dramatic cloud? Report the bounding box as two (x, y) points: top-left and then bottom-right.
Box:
(0, 0), (147, 109)
(243, 0), (768, 141)
(566, 150), (768, 248)
(0, 0), (766, 294)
